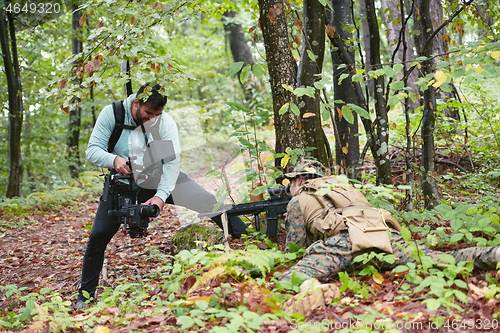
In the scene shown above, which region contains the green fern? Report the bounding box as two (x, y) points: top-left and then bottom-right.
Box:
(212, 245), (284, 277)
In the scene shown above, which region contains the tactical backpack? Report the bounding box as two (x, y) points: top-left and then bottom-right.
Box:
(302, 176), (401, 253)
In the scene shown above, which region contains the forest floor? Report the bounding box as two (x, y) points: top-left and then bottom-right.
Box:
(1, 195), (499, 332)
(1, 153), (500, 332)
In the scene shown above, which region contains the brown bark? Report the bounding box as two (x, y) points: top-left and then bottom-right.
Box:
(297, 0), (329, 168)
(414, 0), (440, 209)
(0, 6), (24, 197)
(326, 0), (360, 179)
(258, 0), (306, 169)
(68, 3), (82, 178)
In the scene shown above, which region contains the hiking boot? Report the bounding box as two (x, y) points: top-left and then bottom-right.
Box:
(69, 299), (91, 313)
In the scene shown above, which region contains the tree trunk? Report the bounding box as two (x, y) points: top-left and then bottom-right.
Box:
(415, 0), (440, 209)
(381, 0), (420, 112)
(326, 0), (360, 179)
(222, 9), (260, 104)
(297, 0), (329, 168)
(0, 7), (24, 198)
(365, 0), (392, 185)
(326, 1), (379, 182)
(258, 0), (306, 169)
(68, 3), (82, 178)
(358, 0), (374, 96)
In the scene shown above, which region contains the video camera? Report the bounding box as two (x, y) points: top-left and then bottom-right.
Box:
(103, 170), (159, 238)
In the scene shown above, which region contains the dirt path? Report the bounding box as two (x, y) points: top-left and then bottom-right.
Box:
(0, 198), (185, 303)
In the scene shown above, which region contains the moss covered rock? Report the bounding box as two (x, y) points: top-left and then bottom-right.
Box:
(171, 222), (223, 254)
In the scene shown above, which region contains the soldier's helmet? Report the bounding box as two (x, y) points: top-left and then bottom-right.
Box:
(283, 159), (328, 180)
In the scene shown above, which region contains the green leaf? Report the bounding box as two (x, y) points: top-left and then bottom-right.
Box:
(307, 50), (316, 61)
(423, 298), (441, 311)
(196, 300), (209, 311)
(251, 63), (266, 79)
(240, 64), (251, 83)
(341, 105), (354, 124)
(450, 218), (463, 230)
(437, 61), (450, 68)
(227, 61), (244, 76)
(393, 63), (404, 71)
(226, 102), (250, 113)
(352, 73), (363, 82)
(450, 233), (464, 243)
(278, 103), (290, 115)
(390, 80), (405, 90)
(294, 86), (316, 97)
(177, 316), (195, 329)
(347, 103), (371, 119)
(400, 226), (412, 242)
(288, 242), (299, 253)
(290, 102), (300, 115)
(387, 95), (400, 106)
(339, 73), (349, 83)
(438, 253), (456, 264)
(454, 279), (468, 289)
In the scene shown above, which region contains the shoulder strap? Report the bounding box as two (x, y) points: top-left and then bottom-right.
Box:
(108, 100), (137, 153)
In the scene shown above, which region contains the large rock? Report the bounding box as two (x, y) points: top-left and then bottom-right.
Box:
(171, 222), (223, 254)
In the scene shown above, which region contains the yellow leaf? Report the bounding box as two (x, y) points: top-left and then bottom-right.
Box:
(491, 51), (500, 59)
(434, 70), (447, 83)
(302, 112), (316, 118)
(94, 326), (111, 333)
(187, 266), (227, 294)
(476, 45), (485, 52)
(281, 155), (290, 169)
(373, 273), (384, 284)
(186, 296), (212, 303)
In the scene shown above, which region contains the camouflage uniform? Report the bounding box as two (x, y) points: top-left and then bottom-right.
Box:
(279, 166), (499, 282)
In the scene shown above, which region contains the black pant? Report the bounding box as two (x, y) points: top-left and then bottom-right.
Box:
(78, 172), (247, 301)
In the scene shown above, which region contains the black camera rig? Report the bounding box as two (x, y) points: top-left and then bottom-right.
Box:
(102, 170), (160, 238)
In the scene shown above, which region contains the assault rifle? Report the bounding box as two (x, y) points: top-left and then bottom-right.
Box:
(224, 186), (291, 238)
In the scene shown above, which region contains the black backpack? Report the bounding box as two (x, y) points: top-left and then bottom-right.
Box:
(107, 100), (141, 153)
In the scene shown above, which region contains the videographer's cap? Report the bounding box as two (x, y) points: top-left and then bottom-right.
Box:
(283, 159), (327, 180)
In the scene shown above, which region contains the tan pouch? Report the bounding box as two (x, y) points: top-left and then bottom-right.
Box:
(343, 206), (393, 253)
(310, 208), (345, 240)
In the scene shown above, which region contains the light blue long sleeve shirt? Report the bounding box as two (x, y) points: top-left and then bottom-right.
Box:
(86, 94), (181, 201)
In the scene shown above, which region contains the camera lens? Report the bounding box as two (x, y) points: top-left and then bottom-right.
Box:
(140, 204), (160, 218)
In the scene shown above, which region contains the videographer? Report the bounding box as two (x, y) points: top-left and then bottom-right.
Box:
(71, 83), (247, 312)
(70, 83), (180, 312)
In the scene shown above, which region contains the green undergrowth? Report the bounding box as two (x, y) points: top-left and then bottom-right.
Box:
(1, 225), (500, 332)
(2, 169), (500, 331)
